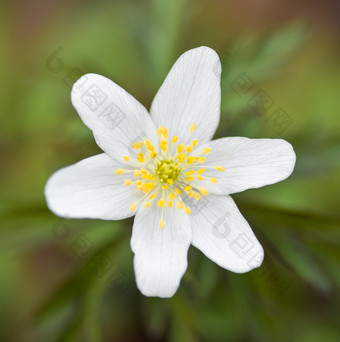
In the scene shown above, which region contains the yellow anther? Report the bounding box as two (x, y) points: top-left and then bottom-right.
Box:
(133, 170), (141, 177)
(162, 184), (169, 190)
(175, 188), (182, 195)
(190, 124), (197, 133)
(148, 182), (155, 190)
(171, 136), (178, 144)
(157, 127), (168, 138)
(198, 157), (206, 163)
(178, 153), (187, 163)
(124, 179), (132, 186)
(167, 179), (174, 185)
(149, 193), (157, 200)
(202, 147), (211, 154)
(150, 151), (157, 158)
(177, 144), (184, 153)
(194, 193), (201, 200)
(158, 199), (165, 208)
(132, 141), (143, 149)
(199, 187), (208, 196)
(169, 193), (176, 200)
(210, 177), (217, 183)
(135, 180), (143, 186)
(184, 185), (192, 191)
(145, 139), (151, 147)
(197, 168), (205, 174)
(160, 140), (168, 151)
(115, 168), (125, 175)
(187, 191), (195, 198)
(168, 201), (173, 208)
(186, 156), (194, 164)
(186, 145), (193, 153)
(130, 203), (137, 211)
(185, 170), (194, 175)
(159, 218), (165, 229)
(216, 165), (225, 171)
(137, 153), (145, 163)
(196, 175), (204, 181)
(184, 207), (191, 215)
(123, 155), (130, 161)
(144, 201), (151, 208)
(185, 176), (194, 182)
(176, 201), (184, 209)
(192, 139), (199, 147)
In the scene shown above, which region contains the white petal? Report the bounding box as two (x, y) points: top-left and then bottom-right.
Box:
(45, 154), (143, 220)
(71, 73), (159, 163)
(150, 46), (221, 144)
(131, 203), (192, 298)
(194, 137), (296, 195)
(190, 195), (264, 273)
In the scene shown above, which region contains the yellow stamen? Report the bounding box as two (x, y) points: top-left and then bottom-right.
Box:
(159, 218), (165, 229)
(172, 136), (178, 144)
(196, 175), (204, 181)
(184, 207), (191, 215)
(150, 151), (157, 158)
(190, 124), (197, 133)
(168, 201), (173, 208)
(158, 199), (165, 208)
(144, 202), (151, 208)
(184, 185), (192, 191)
(130, 203), (137, 211)
(169, 193), (176, 200)
(186, 156), (194, 164)
(192, 139), (199, 147)
(124, 179), (132, 186)
(210, 177), (217, 183)
(198, 187), (208, 196)
(160, 140), (168, 151)
(216, 165), (225, 171)
(137, 153), (145, 163)
(197, 168), (205, 174)
(123, 155), (130, 161)
(178, 153), (187, 163)
(131, 141), (143, 149)
(186, 145), (193, 153)
(177, 144), (184, 153)
(176, 201), (184, 209)
(115, 168), (125, 175)
(202, 147), (211, 154)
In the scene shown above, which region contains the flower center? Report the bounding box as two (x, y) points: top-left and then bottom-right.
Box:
(154, 158), (182, 184)
(115, 124), (225, 229)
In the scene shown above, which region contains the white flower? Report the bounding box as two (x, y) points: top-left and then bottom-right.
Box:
(45, 46), (296, 298)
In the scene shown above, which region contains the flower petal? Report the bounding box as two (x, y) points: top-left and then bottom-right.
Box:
(150, 46), (221, 144)
(194, 137), (296, 195)
(71, 73), (159, 162)
(45, 154), (143, 220)
(190, 195), (264, 273)
(131, 203), (192, 297)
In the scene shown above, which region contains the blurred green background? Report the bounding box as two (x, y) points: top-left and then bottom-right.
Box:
(1, 0), (340, 341)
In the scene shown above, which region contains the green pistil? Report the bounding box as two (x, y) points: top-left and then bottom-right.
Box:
(154, 158), (182, 184)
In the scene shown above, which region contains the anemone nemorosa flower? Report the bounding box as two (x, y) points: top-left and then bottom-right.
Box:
(45, 46), (296, 298)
